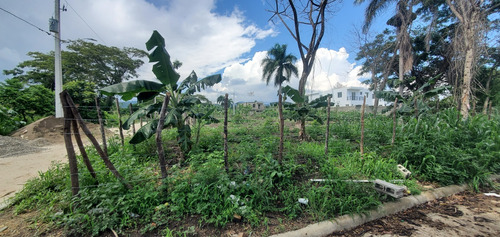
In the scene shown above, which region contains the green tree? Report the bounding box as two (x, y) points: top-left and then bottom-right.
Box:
(356, 29), (397, 115)
(0, 78), (54, 123)
(261, 43), (298, 163)
(216, 95), (233, 108)
(355, 0), (417, 96)
(63, 80), (98, 120)
(3, 40), (147, 91)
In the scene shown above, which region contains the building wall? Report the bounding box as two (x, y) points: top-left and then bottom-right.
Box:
(332, 87), (388, 107)
(240, 102), (265, 112)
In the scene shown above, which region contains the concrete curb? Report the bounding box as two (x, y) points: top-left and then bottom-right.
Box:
(271, 184), (468, 237)
(0, 200), (11, 212)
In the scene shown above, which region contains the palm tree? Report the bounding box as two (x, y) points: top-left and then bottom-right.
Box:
(261, 43), (298, 163)
(355, 0), (416, 97)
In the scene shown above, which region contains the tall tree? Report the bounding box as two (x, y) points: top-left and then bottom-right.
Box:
(269, 0), (337, 140)
(445, 0), (495, 119)
(261, 43), (298, 163)
(355, 0), (417, 96)
(356, 29), (397, 115)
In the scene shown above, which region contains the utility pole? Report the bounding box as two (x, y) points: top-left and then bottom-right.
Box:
(52, 0), (63, 118)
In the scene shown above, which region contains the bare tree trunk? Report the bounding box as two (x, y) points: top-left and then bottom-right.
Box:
(61, 92), (79, 196)
(94, 96), (107, 156)
(461, 46), (474, 119)
(62, 91), (131, 189)
(482, 69), (494, 114)
(278, 85), (284, 164)
(324, 96), (331, 155)
(115, 98), (124, 146)
(224, 93), (229, 172)
(156, 93), (171, 180)
(392, 98), (398, 146)
(398, 47), (405, 96)
(360, 96), (366, 157)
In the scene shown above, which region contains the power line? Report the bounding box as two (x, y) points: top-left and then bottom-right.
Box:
(64, 0), (107, 44)
(0, 6), (51, 36)
(0, 6), (67, 43)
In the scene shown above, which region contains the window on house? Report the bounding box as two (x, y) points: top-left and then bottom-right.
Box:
(352, 92), (356, 100)
(337, 92), (342, 98)
(360, 92), (363, 95)
(372, 93), (375, 99)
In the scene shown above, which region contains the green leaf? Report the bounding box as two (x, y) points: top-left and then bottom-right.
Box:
(122, 103), (162, 130)
(100, 80), (164, 100)
(177, 124), (192, 152)
(282, 85), (304, 103)
(145, 30), (165, 50)
(146, 31), (180, 87)
(309, 94), (332, 108)
(129, 119), (158, 144)
(179, 73), (222, 95)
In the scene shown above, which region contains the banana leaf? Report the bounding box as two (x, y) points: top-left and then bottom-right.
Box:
(100, 80), (164, 101)
(146, 30), (180, 87)
(282, 85), (304, 103)
(122, 103), (162, 130)
(129, 119), (158, 144)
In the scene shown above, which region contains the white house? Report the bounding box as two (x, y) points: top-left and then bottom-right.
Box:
(331, 87), (388, 107)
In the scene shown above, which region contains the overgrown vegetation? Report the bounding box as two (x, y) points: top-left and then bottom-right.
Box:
(7, 105), (499, 236)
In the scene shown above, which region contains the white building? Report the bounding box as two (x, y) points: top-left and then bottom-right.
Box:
(331, 87), (388, 107)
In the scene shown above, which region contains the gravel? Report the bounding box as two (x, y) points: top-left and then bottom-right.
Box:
(0, 136), (49, 158)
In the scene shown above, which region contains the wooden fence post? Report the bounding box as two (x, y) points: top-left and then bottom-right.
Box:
(60, 92), (80, 196)
(63, 91), (132, 189)
(129, 103), (136, 134)
(156, 93), (171, 180)
(392, 98), (398, 146)
(360, 96), (366, 157)
(71, 118), (97, 180)
(115, 98), (124, 146)
(94, 96), (108, 156)
(224, 93), (229, 172)
(324, 96), (331, 155)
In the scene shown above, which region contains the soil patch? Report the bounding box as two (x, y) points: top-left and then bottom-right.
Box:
(11, 116), (106, 144)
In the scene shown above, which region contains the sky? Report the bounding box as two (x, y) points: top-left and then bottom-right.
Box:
(0, 0), (394, 103)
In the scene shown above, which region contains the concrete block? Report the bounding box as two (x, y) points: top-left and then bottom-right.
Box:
(397, 164), (411, 178)
(373, 179), (405, 198)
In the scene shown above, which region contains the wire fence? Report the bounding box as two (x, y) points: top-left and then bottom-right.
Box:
(58, 93), (404, 193)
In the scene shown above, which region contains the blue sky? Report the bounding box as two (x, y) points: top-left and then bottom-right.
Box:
(0, 0), (395, 103)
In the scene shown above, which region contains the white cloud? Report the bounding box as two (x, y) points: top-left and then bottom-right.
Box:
(213, 47), (368, 103)
(0, 0), (274, 80)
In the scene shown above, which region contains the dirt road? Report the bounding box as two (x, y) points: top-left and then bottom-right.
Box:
(0, 143), (67, 204)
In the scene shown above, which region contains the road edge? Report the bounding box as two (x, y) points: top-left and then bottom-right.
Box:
(270, 184), (468, 237)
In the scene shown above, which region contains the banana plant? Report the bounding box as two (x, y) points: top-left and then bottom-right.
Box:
(100, 30), (221, 153)
(281, 85), (332, 125)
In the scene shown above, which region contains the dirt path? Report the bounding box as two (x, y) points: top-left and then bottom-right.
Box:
(0, 143), (67, 204)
